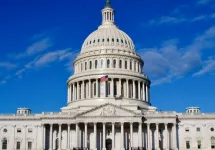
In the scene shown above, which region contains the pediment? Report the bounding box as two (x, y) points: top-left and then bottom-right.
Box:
(76, 103), (138, 117)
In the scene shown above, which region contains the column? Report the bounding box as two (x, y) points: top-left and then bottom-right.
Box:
(147, 123), (151, 150)
(142, 82), (145, 101)
(94, 123), (97, 150)
(104, 81), (107, 97)
(96, 79), (99, 98)
(138, 81), (141, 100)
(77, 82), (80, 100)
(121, 122), (124, 150)
(155, 123), (159, 150)
(112, 123), (115, 150)
(89, 79), (92, 98)
(119, 79), (122, 96)
(85, 123), (88, 149)
(49, 124), (53, 150)
(139, 122), (143, 148)
(73, 84), (75, 101)
(12, 125), (16, 150)
(130, 123), (133, 150)
(81, 81), (84, 99)
(43, 124), (46, 150)
(24, 125), (27, 150)
(164, 123), (169, 150)
(172, 124), (177, 150)
(83, 81), (86, 99)
(126, 80), (129, 98)
(68, 85), (71, 103)
(76, 123), (79, 148)
(58, 124), (62, 150)
(67, 124), (70, 150)
(133, 80), (136, 99)
(111, 78), (114, 97)
(102, 123), (106, 150)
(146, 85), (149, 102)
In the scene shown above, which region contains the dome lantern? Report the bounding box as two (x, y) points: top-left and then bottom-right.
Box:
(102, 0), (115, 25)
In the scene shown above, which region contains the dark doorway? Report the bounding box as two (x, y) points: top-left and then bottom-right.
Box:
(106, 139), (112, 150)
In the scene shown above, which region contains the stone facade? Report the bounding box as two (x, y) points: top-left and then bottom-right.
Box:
(0, 1), (215, 150)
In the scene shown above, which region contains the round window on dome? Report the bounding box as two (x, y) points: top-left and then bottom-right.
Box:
(3, 129), (7, 133)
(211, 128), (214, 132)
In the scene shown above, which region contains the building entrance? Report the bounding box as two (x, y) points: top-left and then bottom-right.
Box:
(106, 139), (112, 150)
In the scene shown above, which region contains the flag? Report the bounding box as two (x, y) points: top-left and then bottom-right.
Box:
(100, 75), (108, 82)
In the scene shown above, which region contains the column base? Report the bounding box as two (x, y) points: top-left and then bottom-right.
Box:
(147, 148), (152, 150)
(102, 148), (106, 150)
(121, 148), (125, 150)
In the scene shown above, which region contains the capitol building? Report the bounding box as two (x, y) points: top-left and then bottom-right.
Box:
(1, 1), (215, 150)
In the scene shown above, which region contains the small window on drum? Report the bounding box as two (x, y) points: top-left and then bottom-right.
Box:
(185, 128), (189, 132)
(93, 40), (95, 43)
(113, 59), (116, 68)
(119, 60), (122, 68)
(107, 38), (109, 42)
(117, 39), (119, 43)
(211, 128), (214, 132)
(3, 129), (7, 133)
(85, 62), (87, 70)
(125, 40), (127, 44)
(98, 39), (100, 43)
(90, 61), (92, 69)
(121, 39), (124, 43)
(90, 41), (91, 44)
(95, 60), (98, 69)
(125, 61), (127, 69)
(102, 39), (105, 42)
(112, 38), (114, 42)
(197, 127), (200, 132)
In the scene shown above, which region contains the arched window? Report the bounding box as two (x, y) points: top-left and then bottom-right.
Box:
(102, 39), (105, 42)
(112, 38), (114, 42)
(107, 59), (110, 68)
(85, 62), (87, 70)
(125, 60), (127, 69)
(211, 137), (215, 149)
(98, 39), (100, 43)
(130, 61), (132, 70)
(119, 60), (122, 68)
(93, 40), (95, 43)
(117, 39), (119, 43)
(101, 59), (104, 68)
(2, 138), (7, 150)
(107, 38), (109, 42)
(113, 59), (116, 68)
(93, 82), (96, 96)
(95, 60), (98, 69)
(90, 61), (92, 69)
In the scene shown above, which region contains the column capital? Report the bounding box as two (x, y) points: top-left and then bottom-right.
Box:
(120, 122), (124, 125)
(130, 122), (133, 125)
(94, 122), (97, 125)
(50, 124), (53, 126)
(156, 123), (159, 126)
(102, 122), (106, 125)
(112, 122), (115, 125)
(85, 122), (88, 125)
(58, 123), (62, 126)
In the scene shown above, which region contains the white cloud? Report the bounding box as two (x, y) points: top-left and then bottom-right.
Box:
(191, 15), (208, 22)
(149, 16), (187, 25)
(15, 37), (52, 59)
(193, 59), (215, 76)
(0, 62), (17, 69)
(138, 26), (215, 85)
(197, 0), (213, 5)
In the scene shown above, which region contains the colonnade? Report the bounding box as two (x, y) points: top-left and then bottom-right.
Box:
(43, 122), (177, 150)
(68, 78), (150, 103)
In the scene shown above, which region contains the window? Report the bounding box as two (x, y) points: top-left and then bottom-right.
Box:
(197, 127), (200, 132)
(212, 137), (215, 149)
(112, 38), (114, 42)
(16, 141), (21, 150)
(121, 39), (124, 43)
(93, 40), (95, 43)
(107, 38), (109, 42)
(2, 138), (7, 150)
(185, 128), (189, 132)
(186, 141), (190, 149)
(85, 62), (87, 70)
(113, 59), (116, 68)
(107, 59), (110, 68)
(197, 140), (201, 149)
(90, 61), (92, 69)
(17, 128), (21, 133)
(95, 60), (98, 69)
(102, 39), (105, 42)
(28, 142), (32, 150)
(211, 128), (214, 132)
(28, 128), (33, 133)
(130, 61), (132, 70)
(125, 61), (127, 69)
(117, 39), (119, 43)
(3, 128), (7, 133)
(119, 60), (122, 68)
(98, 39), (100, 43)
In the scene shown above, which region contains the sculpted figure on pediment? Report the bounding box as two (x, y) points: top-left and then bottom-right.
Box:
(100, 105), (116, 116)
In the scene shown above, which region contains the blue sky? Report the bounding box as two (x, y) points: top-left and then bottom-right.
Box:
(0, 0), (215, 113)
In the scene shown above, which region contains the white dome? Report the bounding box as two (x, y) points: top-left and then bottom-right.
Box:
(81, 4), (135, 53)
